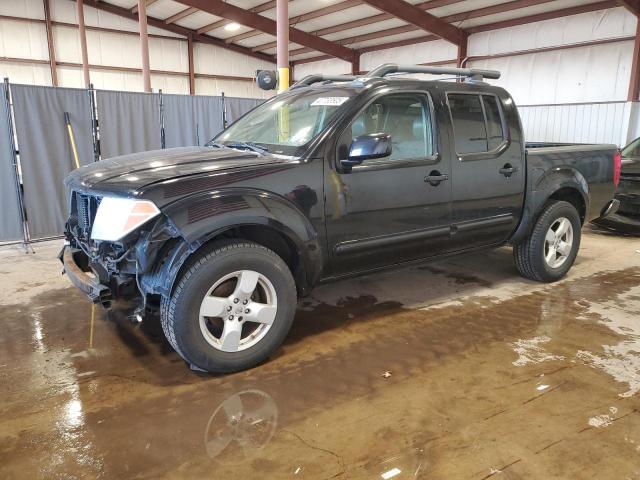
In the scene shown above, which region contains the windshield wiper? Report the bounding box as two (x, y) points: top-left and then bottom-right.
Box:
(204, 140), (269, 155)
(226, 141), (269, 155)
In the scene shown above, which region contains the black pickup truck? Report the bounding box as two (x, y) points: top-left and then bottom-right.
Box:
(61, 64), (620, 373)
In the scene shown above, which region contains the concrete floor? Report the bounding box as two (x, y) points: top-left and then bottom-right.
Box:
(0, 226), (639, 479)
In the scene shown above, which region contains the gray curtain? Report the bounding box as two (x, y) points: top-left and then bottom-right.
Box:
(225, 96), (263, 124)
(97, 90), (161, 158)
(194, 95), (224, 145)
(0, 83), (23, 241)
(11, 84), (93, 239)
(163, 94), (224, 148)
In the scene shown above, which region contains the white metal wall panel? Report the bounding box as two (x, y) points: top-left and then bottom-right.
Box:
(150, 37), (188, 73)
(0, 19), (49, 60)
(193, 42), (275, 78)
(468, 7), (636, 57)
(293, 58), (352, 80)
(468, 41), (634, 105)
(0, 61), (51, 85)
(0, 0), (44, 20)
(518, 102), (631, 146)
(361, 39), (458, 71)
(194, 78), (274, 99)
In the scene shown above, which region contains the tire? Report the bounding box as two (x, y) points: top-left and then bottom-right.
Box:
(160, 240), (297, 373)
(513, 200), (581, 282)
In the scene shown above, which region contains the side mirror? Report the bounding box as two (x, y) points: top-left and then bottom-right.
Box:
(341, 133), (392, 169)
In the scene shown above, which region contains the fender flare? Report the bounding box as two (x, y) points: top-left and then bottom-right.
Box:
(509, 166), (589, 244)
(137, 188), (323, 298)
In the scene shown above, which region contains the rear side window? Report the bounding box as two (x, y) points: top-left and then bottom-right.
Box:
(448, 93), (506, 155)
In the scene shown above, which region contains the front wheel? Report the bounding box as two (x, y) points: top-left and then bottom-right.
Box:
(513, 200), (582, 282)
(161, 240), (297, 373)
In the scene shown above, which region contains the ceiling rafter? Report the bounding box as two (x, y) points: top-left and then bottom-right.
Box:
(131, 0), (159, 15)
(284, 0), (559, 57)
(225, 0), (363, 44)
(176, 0), (356, 62)
(81, 0), (274, 63)
(617, 0), (640, 16)
(197, 0), (276, 35)
(292, 0), (619, 65)
(360, 0), (464, 45)
(164, 6), (198, 25)
(252, 0), (465, 53)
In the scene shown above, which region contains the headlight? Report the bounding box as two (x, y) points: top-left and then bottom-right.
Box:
(91, 197), (160, 241)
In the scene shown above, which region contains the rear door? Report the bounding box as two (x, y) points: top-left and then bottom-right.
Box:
(324, 90), (452, 275)
(446, 91), (525, 248)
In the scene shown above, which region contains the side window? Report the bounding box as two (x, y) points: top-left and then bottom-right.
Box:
(448, 93), (506, 155)
(483, 95), (505, 150)
(350, 94), (434, 161)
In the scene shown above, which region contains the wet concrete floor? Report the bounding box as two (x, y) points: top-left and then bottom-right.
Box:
(0, 226), (639, 479)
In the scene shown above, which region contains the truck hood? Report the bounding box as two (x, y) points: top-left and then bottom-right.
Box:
(66, 146), (293, 193)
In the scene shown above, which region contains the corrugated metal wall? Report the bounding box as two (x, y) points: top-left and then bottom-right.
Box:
(293, 6), (639, 147)
(0, 0), (275, 98)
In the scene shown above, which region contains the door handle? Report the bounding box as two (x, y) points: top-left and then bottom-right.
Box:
(499, 163), (517, 177)
(424, 171), (449, 186)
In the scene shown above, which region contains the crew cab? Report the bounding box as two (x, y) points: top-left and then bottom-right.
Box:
(61, 64), (621, 373)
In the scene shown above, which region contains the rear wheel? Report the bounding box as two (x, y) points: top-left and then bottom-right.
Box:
(161, 240), (297, 373)
(513, 200), (581, 282)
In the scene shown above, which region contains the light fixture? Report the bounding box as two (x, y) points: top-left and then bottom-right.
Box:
(224, 22), (241, 31)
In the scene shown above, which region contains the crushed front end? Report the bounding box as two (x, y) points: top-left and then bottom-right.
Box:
(61, 189), (159, 308)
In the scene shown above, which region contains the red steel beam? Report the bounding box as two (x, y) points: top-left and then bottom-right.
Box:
(188, 33), (195, 95)
(176, 0), (357, 62)
(137, 0), (152, 92)
(198, 0), (276, 34)
(82, 0), (275, 63)
(617, 0), (640, 16)
(360, 0), (464, 45)
(226, 0), (363, 44)
(165, 7), (198, 24)
(131, 0), (160, 15)
(289, 0), (612, 58)
(77, 0), (90, 87)
(252, 1), (466, 52)
(466, 0), (617, 34)
(629, 19), (640, 100)
(43, 0), (58, 86)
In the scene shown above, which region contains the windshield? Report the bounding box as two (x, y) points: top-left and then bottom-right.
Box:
(622, 137), (640, 158)
(214, 87), (357, 156)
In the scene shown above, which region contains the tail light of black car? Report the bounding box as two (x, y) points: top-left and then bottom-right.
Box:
(614, 150), (622, 188)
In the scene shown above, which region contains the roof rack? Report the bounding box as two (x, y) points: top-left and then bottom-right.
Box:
(367, 63), (501, 81)
(290, 74), (357, 89)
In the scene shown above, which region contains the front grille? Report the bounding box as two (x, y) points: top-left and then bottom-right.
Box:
(71, 191), (102, 239)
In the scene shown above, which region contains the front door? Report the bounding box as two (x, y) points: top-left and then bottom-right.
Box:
(446, 91), (525, 248)
(324, 92), (452, 276)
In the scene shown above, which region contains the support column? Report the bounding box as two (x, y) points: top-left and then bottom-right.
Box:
(456, 32), (468, 68)
(43, 0), (58, 86)
(351, 54), (360, 75)
(276, 0), (289, 93)
(137, 0), (152, 92)
(629, 19), (640, 102)
(77, 0), (90, 87)
(188, 33), (195, 95)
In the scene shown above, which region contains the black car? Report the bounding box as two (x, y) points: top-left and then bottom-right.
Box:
(60, 64), (620, 373)
(592, 137), (640, 234)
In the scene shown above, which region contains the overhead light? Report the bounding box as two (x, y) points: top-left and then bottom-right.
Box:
(225, 22), (241, 31)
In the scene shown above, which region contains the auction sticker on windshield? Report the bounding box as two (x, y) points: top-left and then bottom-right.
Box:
(311, 97), (350, 106)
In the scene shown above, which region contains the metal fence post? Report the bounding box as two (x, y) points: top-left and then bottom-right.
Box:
(88, 83), (100, 162)
(3, 78), (32, 252)
(159, 89), (165, 149)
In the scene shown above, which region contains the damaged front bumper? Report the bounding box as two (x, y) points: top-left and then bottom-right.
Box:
(59, 246), (113, 308)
